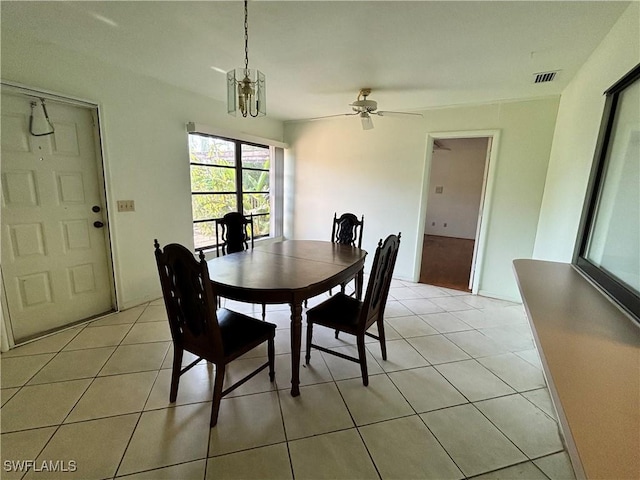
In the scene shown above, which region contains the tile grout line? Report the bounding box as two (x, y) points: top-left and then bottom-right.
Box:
(2, 285), (572, 480)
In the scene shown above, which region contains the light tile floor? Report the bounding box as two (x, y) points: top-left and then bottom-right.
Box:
(0, 280), (577, 479)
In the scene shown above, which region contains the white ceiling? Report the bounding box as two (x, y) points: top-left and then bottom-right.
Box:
(1, 1), (629, 121)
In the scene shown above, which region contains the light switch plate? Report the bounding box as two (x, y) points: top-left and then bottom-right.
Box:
(117, 200), (135, 212)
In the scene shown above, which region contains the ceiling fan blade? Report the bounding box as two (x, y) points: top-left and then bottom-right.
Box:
(306, 113), (359, 121)
(375, 111), (424, 117)
(433, 140), (451, 151)
(361, 114), (374, 130)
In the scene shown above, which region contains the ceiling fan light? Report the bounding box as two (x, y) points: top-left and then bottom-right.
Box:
(360, 113), (374, 130)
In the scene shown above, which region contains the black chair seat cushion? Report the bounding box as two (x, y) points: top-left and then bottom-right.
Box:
(218, 308), (276, 358)
(306, 293), (363, 334)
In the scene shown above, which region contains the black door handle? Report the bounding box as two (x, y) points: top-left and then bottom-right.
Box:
(93, 221), (104, 228)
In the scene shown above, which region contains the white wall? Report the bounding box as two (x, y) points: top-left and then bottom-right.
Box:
(533, 2), (640, 261)
(284, 97), (559, 301)
(1, 28), (284, 309)
(425, 138), (488, 239)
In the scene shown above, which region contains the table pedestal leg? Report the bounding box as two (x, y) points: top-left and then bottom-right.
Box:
(290, 301), (303, 396)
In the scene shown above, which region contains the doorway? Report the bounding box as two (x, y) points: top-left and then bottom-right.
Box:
(1, 89), (116, 344)
(419, 135), (495, 292)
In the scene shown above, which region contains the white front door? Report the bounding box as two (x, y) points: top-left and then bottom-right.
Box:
(1, 92), (115, 343)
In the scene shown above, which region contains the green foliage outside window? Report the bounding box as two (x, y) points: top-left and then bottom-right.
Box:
(189, 134), (271, 249)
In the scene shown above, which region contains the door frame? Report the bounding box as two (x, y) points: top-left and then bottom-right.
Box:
(0, 81), (118, 349)
(414, 129), (501, 294)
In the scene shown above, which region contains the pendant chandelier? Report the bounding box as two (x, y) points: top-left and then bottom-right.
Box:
(227, 0), (265, 117)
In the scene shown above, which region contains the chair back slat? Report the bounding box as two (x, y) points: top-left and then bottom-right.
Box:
(360, 233), (401, 328)
(215, 212), (254, 256)
(154, 241), (224, 358)
(331, 213), (364, 248)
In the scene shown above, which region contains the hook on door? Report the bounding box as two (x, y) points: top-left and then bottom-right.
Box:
(29, 98), (55, 137)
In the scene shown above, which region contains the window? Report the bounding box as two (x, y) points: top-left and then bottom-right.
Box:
(575, 63), (640, 323)
(189, 133), (272, 250)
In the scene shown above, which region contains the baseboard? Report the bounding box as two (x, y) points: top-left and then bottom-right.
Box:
(477, 289), (522, 304)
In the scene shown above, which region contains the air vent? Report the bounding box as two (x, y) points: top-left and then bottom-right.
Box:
(533, 71), (558, 84)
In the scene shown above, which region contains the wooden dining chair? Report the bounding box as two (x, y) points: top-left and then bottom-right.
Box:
(214, 212), (266, 320)
(305, 233), (401, 386)
(154, 240), (276, 427)
(330, 212), (365, 296)
(214, 212), (254, 257)
(332, 212), (364, 248)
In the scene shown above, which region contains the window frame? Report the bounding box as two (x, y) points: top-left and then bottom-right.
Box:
(573, 62), (640, 323)
(189, 132), (272, 252)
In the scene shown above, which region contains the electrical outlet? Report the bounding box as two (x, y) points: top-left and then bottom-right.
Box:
(435, 186), (444, 194)
(117, 200), (135, 212)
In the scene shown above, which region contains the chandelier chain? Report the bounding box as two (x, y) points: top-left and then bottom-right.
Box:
(244, 0), (249, 73)
(227, 0), (264, 117)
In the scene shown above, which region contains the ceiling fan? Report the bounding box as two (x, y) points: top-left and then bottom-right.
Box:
(309, 88), (423, 130)
(433, 140), (451, 151)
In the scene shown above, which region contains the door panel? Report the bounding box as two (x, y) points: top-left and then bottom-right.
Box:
(1, 93), (115, 342)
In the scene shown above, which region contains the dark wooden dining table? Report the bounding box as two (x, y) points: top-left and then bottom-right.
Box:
(207, 240), (367, 396)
